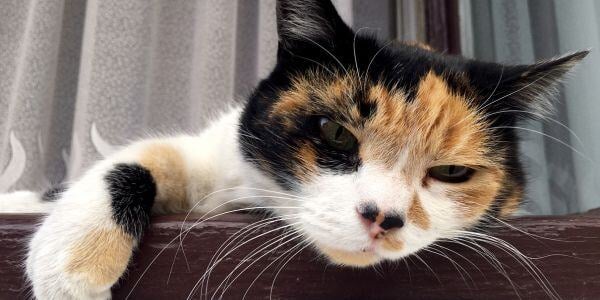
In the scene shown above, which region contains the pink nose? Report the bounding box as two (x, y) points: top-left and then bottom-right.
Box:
(357, 203), (405, 232)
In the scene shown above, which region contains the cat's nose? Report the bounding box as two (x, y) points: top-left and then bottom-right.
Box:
(379, 214), (404, 230)
(357, 204), (404, 230)
(358, 203), (379, 223)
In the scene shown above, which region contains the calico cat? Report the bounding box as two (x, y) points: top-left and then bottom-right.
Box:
(12, 0), (586, 299)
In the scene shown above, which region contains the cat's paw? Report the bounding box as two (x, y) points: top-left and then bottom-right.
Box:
(26, 188), (135, 300)
(26, 211), (132, 300)
(25, 138), (184, 299)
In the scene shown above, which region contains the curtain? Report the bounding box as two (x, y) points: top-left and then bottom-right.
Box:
(462, 0), (600, 214)
(2, 0), (597, 215)
(0, 0), (397, 192)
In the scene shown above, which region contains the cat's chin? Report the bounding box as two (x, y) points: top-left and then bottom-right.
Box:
(319, 246), (381, 267)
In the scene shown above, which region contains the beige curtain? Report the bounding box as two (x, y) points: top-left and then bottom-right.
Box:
(5, 0), (593, 215)
(0, 0), (399, 192)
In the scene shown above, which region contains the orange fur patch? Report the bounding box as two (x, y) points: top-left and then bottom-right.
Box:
(499, 186), (523, 217)
(66, 228), (133, 286)
(360, 72), (496, 170)
(410, 73), (505, 218)
(270, 72), (359, 128)
(294, 142), (318, 182)
(358, 84), (409, 165)
(408, 195), (430, 229)
(139, 143), (189, 214)
(381, 236), (404, 252)
(271, 82), (310, 119)
(445, 168), (505, 219)
(320, 246), (379, 267)
(404, 41), (435, 51)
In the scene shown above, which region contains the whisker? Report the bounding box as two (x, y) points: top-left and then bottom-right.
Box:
(179, 189), (305, 239)
(268, 241), (313, 300)
(429, 243), (484, 276)
(200, 217), (303, 298)
(482, 109), (586, 150)
(372, 263), (385, 278)
(449, 237), (523, 299)
(422, 247), (474, 289)
(181, 187), (304, 226)
(181, 200), (302, 249)
(479, 69), (552, 115)
(449, 67), (503, 129)
(440, 234), (515, 282)
(199, 228), (301, 300)
(491, 125), (594, 164)
(477, 66), (505, 113)
(481, 213), (575, 244)
(280, 48), (336, 75)
(458, 200), (576, 244)
(453, 230), (561, 300)
(199, 214), (299, 297)
(216, 226), (303, 293)
(412, 252), (441, 284)
(201, 217), (280, 298)
(300, 35), (350, 77)
(125, 206), (302, 299)
(178, 193), (305, 263)
(363, 39), (393, 90)
(207, 231), (304, 300)
(169, 183), (308, 273)
(240, 239), (310, 300)
(402, 257), (413, 284)
(353, 27), (370, 87)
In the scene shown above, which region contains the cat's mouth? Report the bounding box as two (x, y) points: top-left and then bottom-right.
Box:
(317, 235), (405, 267)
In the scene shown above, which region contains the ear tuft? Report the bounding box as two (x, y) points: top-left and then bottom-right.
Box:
(473, 50), (589, 119)
(526, 50), (589, 78)
(276, 0), (350, 48)
(509, 50), (589, 115)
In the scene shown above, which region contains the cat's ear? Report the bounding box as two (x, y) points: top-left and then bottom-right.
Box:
(471, 50), (588, 118)
(276, 0), (352, 49)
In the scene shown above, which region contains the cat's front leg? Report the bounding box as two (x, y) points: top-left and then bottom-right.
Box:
(26, 138), (197, 300)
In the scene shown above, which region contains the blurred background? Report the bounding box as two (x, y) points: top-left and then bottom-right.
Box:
(0, 0), (598, 215)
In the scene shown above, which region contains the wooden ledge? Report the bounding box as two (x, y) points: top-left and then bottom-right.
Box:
(1, 211), (600, 299)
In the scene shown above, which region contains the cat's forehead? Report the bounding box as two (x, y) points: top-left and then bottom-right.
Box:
(270, 69), (499, 170)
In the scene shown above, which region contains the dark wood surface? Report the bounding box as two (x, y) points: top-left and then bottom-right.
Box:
(1, 211), (600, 300)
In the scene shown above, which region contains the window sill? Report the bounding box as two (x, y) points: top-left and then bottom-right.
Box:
(1, 210), (599, 299)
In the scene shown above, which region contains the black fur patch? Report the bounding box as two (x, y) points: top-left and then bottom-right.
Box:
(41, 184), (67, 202)
(105, 163), (156, 239)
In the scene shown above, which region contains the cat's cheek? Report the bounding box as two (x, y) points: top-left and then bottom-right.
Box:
(415, 189), (464, 229)
(295, 201), (370, 252)
(393, 225), (438, 256)
(294, 175), (369, 249)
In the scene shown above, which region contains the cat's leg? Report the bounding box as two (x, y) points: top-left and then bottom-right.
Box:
(26, 138), (199, 299)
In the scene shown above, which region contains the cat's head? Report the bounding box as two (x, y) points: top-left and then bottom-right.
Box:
(239, 0), (587, 266)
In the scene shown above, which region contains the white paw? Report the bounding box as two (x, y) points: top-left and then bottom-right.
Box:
(27, 226), (113, 299)
(26, 180), (130, 300)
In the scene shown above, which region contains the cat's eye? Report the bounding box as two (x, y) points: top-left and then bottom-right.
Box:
(428, 165), (475, 183)
(318, 117), (357, 151)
